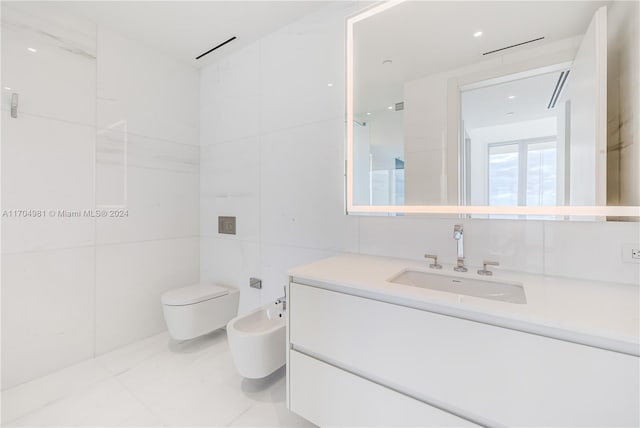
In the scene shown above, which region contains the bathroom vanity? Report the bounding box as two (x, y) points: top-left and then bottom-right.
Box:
(286, 254), (639, 427)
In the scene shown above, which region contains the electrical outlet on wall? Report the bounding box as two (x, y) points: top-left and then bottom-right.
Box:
(622, 244), (640, 263)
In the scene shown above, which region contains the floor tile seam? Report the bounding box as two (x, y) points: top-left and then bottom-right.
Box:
(1, 371), (117, 426)
(223, 402), (255, 428)
(110, 370), (166, 426)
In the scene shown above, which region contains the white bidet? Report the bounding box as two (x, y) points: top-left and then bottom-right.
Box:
(226, 301), (286, 379)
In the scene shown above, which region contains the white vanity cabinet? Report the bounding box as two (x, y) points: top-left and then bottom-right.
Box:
(286, 281), (639, 427)
(289, 350), (476, 427)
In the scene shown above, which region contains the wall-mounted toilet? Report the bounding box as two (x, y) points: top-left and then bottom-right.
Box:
(161, 284), (239, 341)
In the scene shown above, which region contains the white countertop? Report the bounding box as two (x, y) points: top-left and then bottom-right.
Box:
(288, 254), (640, 356)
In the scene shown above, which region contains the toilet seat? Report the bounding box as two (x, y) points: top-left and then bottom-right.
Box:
(161, 284), (228, 306)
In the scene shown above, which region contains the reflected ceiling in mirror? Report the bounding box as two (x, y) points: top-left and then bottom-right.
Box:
(346, 0), (640, 219)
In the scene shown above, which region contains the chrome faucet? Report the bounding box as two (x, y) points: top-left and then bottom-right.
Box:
(453, 224), (467, 272)
(276, 285), (287, 310)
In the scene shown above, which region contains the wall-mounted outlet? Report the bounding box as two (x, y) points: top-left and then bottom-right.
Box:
(218, 216), (236, 235)
(622, 244), (640, 263)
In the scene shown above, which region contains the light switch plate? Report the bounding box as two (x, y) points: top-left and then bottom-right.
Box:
(218, 216), (236, 235)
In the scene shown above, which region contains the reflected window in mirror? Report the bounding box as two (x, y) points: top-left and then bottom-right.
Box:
(486, 139), (558, 207)
(460, 69), (567, 208)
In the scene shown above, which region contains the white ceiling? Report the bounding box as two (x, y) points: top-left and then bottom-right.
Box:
(354, 0), (609, 114)
(57, 1), (327, 68)
(461, 71), (566, 130)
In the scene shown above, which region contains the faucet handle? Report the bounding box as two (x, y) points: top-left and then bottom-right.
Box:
(478, 260), (499, 276)
(424, 254), (442, 269)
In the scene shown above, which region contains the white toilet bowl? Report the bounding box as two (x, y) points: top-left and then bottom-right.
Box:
(226, 301), (286, 379)
(161, 284), (239, 341)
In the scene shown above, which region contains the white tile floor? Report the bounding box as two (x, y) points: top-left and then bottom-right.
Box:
(2, 330), (315, 427)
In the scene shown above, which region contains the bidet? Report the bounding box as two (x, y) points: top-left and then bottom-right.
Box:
(226, 300), (286, 379)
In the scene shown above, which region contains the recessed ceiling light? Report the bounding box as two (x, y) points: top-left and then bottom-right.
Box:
(508, 95), (516, 99)
(3, 87), (11, 91)
(366, 112), (372, 116)
(382, 59), (393, 65)
(473, 31), (483, 38)
(327, 83), (334, 87)
(387, 105), (393, 110)
(27, 47), (37, 53)
(506, 112), (515, 116)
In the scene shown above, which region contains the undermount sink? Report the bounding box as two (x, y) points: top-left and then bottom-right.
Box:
(389, 269), (527, 304)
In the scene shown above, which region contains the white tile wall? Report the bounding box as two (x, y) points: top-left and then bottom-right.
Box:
(0, 2), (97, 126)
(200, 1), (640, 320)
(1, 248), (96, 389)
(93, 20), (200, 358)
(259, 2), (352, 133)
(464, 220), (546, 273)
(97, 27), (199, 146)
(96, 154), (199, 244)
(544, 221), (640, 284)
(200, 136), (260, 242)
(1, 112), (96, 254)
(2, 2), (199, 388)
(260, 120), (359, 252)
(200, 43), (261, 144)
(199, 2), (364, 312)
(200, 237), (261, 314)
(259, 243), (339, 303)
(358, 216), (547, 274)
(95, 238), (200, 354)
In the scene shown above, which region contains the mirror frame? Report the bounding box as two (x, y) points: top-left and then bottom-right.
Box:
(345, 0), (640, 218)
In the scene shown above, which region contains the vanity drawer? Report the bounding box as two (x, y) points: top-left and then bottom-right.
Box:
(289, 350), (476, 427)
(289, 282), (639, 427)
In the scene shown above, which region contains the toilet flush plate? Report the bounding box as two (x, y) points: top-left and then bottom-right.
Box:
(218, 216), (236, 235)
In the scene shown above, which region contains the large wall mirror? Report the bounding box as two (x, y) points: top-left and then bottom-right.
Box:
(346, 0), (640, 219)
